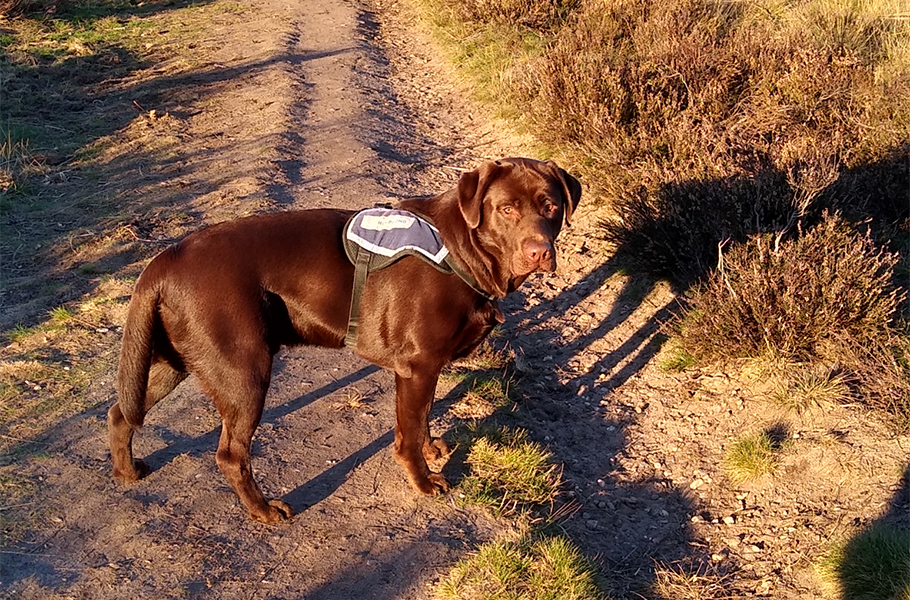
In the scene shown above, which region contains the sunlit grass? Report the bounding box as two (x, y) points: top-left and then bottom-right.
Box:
(651, 560), (738, 600)
(723, 429), (783, 484)
(456, 426), (561, 516)
(771, 365), (852, 413)
(435, 534), (603, 600)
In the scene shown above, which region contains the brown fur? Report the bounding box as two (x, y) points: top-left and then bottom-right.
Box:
(109, 157), (581, 523)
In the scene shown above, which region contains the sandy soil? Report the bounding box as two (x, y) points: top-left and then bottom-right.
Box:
(1, 0), (907, 598)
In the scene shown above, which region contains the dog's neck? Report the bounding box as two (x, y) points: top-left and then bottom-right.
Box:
(398, 193), (509, 298)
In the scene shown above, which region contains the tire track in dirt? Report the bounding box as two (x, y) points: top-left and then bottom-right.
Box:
(268, 0), (382, 206)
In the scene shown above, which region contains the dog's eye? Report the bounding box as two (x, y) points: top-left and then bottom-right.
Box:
(501, 206), (515, 215)
(544, 203), (557, 216)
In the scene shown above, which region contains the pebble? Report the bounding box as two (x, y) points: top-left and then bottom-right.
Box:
(690, 478), (705, 490)
(723, 515), (736, 525)
(586, 520), (598, 530)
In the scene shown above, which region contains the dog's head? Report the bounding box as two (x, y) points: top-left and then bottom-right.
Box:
(456, 157), (582, 294)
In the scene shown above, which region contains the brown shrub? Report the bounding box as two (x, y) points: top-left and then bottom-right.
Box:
(677, 212), (909, 425)
(452, 0), (579, 30)
(679, 213), (901, 361)
(835, 332), (910, 431)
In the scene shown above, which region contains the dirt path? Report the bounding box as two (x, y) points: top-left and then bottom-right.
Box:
(3, 0), (908, 598)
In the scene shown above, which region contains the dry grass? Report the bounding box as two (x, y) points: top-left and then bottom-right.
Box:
(0, 0), (58, 17)
(0, 133), (43, 194)
(0, 279), (131, 455)
(651, 560), (739, 600)
(451, 0), (578, 31)
(770, 364), (852, 413)
(332, 389), (368, 412)
(451, 339), (515, 375)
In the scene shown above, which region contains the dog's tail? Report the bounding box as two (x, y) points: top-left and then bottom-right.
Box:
(116, 275), (160, 428)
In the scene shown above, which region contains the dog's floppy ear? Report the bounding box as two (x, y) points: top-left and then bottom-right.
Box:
(547, 161), (582, 225)
(458, 160), (501, 229)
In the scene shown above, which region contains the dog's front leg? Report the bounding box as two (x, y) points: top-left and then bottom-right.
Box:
(392, 370), (450, 495)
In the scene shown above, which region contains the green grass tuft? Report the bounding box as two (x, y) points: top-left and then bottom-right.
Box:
(815, 523), (910, 600)
(5, 325), (35, 342)
(435, 534), (603, 600)
(457, 427), (561, 515)
(49, 306), (74, 323)
(723, 428), (784, 484)
(659, 344), (697, 372)
(454, 340), (515, 372)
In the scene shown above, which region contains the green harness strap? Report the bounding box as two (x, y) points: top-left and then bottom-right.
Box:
(345, 243), (373, 348)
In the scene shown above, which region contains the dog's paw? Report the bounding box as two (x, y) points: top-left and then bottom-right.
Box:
(113, 459), (150, 483)
(412, 472), (450, 495)
(422, 437), (451, 462)
(251, 499), (294, 524)
(428, 473), (451, 494)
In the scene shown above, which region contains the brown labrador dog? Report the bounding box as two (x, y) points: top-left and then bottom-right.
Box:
(109, 157), (581, 523)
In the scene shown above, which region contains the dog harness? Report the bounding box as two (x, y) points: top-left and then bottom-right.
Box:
(343, 206), (495, 347)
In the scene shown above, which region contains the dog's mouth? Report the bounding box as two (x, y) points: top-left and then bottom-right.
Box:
(511, 251), (557, 278)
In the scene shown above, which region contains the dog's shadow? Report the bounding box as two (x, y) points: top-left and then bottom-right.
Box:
(139, 365), (382, 475)
(280, 369), (481, 512)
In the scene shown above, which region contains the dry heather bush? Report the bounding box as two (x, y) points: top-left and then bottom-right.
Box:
(833, 332), (910, 431)
(452, 0), (578, 31)
(517, 0), (909, 279)
(679, 213), (900, 361)
(678, 212), (909, 424)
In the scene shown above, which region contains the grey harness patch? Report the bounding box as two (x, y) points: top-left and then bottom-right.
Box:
(344, 207), (450, 272)
(342, 207), (494, 347)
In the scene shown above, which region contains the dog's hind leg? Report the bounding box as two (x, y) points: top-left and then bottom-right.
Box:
(206, 358), (293, 524)
(109, 359), (187, 482)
